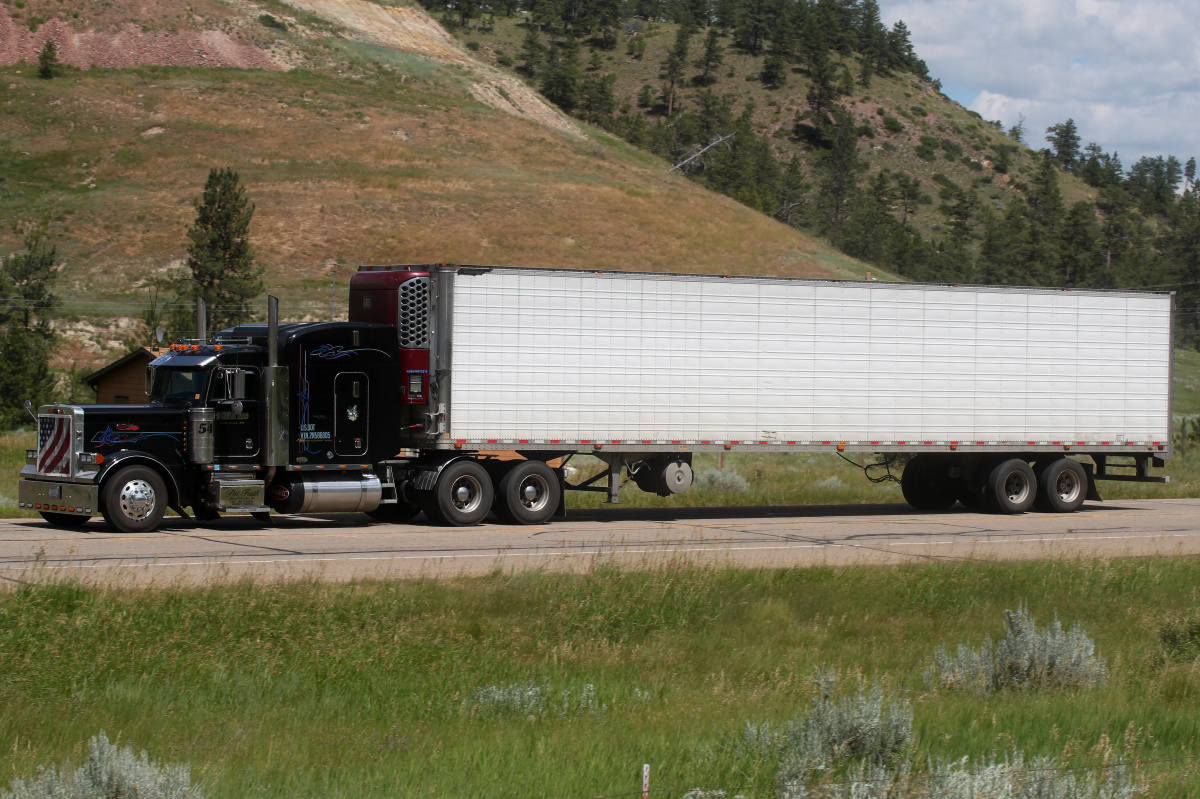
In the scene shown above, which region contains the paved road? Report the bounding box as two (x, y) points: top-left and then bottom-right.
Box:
(2, 498), (1200, 587)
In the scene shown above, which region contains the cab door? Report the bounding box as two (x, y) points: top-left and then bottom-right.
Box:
(334, 372), (369, 457)
(210, 368), (260, 461)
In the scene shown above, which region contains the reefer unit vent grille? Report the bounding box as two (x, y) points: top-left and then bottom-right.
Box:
(398, 277), (430, 348)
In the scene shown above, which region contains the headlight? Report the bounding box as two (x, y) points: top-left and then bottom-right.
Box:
(77, 452), (105, 466)
(26, 449), (36, 464)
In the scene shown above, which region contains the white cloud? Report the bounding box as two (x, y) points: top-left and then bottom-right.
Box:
(878, 0), (1200, 164)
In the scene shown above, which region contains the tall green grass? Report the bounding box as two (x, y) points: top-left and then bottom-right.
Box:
(2, 559), (1199, 797)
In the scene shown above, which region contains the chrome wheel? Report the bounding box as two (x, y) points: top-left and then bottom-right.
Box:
(118, 479), (157, 522)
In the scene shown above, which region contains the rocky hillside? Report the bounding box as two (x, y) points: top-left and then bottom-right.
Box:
(0, 0), (882, 368)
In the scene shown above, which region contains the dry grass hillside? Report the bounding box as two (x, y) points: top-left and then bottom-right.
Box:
(0, 0), (879, 369)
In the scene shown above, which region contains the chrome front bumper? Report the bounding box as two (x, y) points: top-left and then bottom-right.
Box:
(18, 477), (99, 516)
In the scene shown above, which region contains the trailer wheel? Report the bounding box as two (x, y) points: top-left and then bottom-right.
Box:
(423, 460), (493, 526)
(100, 465), (167, 533)
(38, 511), (91, 528)
(1034, 458), (1087, 513)
(984, 458), (1036, 514)
(494, 460), (560, 525)
(900, 455), (956, 511)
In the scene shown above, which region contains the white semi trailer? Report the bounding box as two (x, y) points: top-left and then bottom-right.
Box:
(345, 264), (1173, 524)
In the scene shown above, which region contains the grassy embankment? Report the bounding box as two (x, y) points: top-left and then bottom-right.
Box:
(2, 559), (1200, 797)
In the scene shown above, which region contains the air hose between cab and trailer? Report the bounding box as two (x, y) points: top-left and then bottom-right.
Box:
(837, 451), (903, 485)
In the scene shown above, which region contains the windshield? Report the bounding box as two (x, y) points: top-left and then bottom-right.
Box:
(150, 367), (208, 403)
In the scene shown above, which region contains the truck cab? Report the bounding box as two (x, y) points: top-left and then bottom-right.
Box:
(19, 316), (405, 533)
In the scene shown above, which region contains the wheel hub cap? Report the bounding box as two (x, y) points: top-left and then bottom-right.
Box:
(119, 479), (156, 521)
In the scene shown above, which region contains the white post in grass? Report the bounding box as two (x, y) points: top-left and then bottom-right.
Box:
(642, 764), (650, 799)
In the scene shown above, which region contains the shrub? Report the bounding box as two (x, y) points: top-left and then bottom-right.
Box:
(882, 115), (903, 133)
(692, 468), (750, 492)
(915, 144), (937, 162)
(497, 53), (513, 67)
(930, 604), (1108, 694)
(466, 40), (481, 51)
(1, 732), (203, 799)
(463, 682), (606, 718)
(730, 674), (912, 788)
(257, 13), (287, 30)
(910, 105), (928, 117)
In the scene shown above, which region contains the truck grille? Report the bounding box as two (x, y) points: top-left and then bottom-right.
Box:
(37, 415), (72, 476)
(398, 276), (429, 348)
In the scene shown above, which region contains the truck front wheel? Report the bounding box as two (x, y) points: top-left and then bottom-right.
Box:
(494, 460), (560, 525)
(100, 465), (167, 533)
(423, 460), (493, 526)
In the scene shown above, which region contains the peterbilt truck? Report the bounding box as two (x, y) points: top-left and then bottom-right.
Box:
(19, 264), (1172, 533)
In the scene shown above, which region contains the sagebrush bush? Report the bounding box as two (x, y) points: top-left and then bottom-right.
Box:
(728, 674), (912, 791)
(463, 681), (605, 718)
(2, 732), (203, 799)
(930, 604), (1107, 694)
(692, 468), (751, 492)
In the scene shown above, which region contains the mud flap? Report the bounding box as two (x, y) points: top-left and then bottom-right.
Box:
(1083, 462), (1103, 502)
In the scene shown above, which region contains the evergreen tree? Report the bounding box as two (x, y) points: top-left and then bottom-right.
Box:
(694, 27), (724, 84)
(182, 168), (262, 333)
(518, 25), (546, 76)
(0, 234), (59, 427)
(578, 73), (617, 124)
(775, 154), (809, 226)
(38, 40), (61, 79)
(1007, 113), (1026, 144)
(541, 38), (582, 111)
(1045, 118), (1081, 174)
(760, 53), (786, 88)
(815, 108), (861, 243)
(660, 25), (692, 116)
(733, 0), (772, 54)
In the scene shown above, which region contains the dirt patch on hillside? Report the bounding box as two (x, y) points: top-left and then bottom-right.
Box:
(0, 11), (283, 69)
(279, 0), (583, 139)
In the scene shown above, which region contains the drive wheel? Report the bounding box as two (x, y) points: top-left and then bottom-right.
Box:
(495, 460), (560, 525)
(984, 458), (1036, 514)
(900, 455), (957, 511)
(424, 460), (493, 527)
(1034, 458), (1087, 513)
(38, 512), (90, 528)
(101, 465), (167, 533)
(367, 501), (422, 523)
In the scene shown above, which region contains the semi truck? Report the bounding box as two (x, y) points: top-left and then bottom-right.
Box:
(19, 264), (1173, 533)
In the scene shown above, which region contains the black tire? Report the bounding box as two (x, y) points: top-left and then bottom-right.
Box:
(366, 501), (422, 523)
(38, 511), (91, 528)
(900, 455), (957, 511)
(100, 465), (168, 533)
(984, 458), (1036, 514)
(1034, 458), (1088, 513)
(494, 460), (561, 525)
(424, 460), (493, 527)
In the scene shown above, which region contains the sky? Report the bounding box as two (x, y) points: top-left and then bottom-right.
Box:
(877, 0), (1199, 168)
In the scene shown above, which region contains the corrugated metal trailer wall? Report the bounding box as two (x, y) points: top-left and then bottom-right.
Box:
(440, 267), (1172, 454)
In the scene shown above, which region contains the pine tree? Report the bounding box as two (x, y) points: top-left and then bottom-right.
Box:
(694, 27), (724, 85)
(182, 167), (262, 333)
(1045, 118), (1081, 174)
(660, 24), (692, 116)
(816, 108), (861, 244)
(37, 40), (61, 79)
(0, 234), (59, 426)
(541, 38), (582, 111)
(518, 25), (546, 77)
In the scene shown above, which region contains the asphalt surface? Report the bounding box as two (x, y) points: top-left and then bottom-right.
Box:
(2, 498), (1200, 587)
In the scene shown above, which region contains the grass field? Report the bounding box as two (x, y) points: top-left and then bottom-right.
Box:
(2, 558), (1199, 798)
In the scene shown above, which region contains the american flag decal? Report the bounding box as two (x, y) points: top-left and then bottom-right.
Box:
(38, 415), (72, 476)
